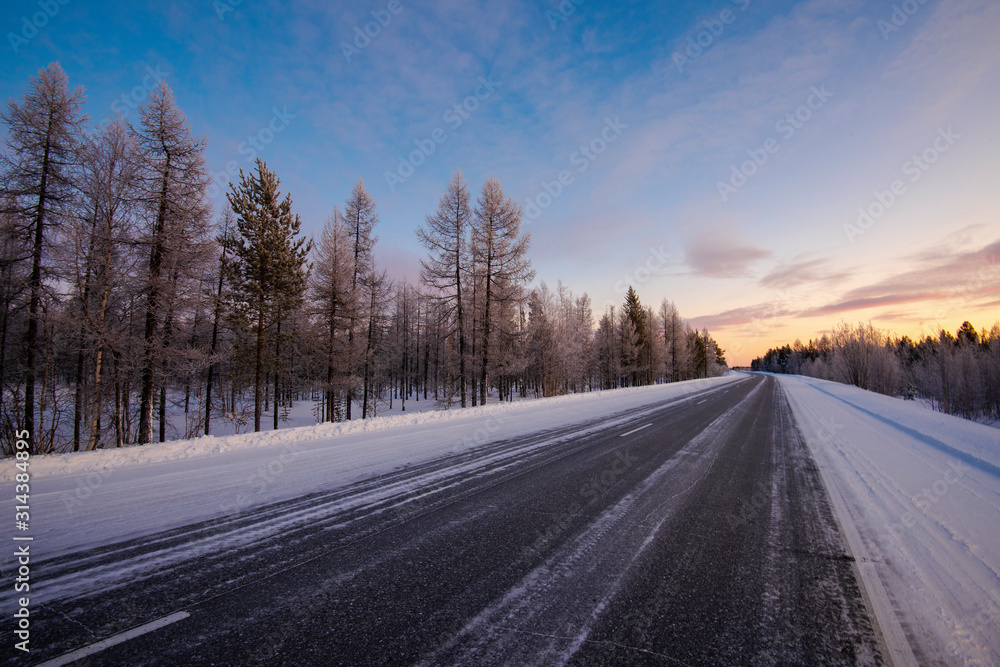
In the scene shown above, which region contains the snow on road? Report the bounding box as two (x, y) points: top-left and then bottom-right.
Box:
(5, 371), (998, 664)
(777, 373), (1000, 666)
(0, 376), (741, 561)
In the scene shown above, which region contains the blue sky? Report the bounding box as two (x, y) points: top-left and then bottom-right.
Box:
(3, 0), (998, 364)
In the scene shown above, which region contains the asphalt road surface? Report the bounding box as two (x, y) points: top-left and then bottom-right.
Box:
(20, 375), (883, 666)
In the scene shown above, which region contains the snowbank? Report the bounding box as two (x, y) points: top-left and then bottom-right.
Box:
(777, 373), (1000, 665)
(0, 376), (741, 558)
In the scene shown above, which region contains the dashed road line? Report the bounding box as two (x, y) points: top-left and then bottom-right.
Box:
(38, 611), (191, 667)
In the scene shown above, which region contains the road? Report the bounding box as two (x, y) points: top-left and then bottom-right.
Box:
(22, 375), (883, 666)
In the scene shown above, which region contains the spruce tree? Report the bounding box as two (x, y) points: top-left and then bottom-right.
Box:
(622, 286), (647, 385)
(224, 158), (311, 432)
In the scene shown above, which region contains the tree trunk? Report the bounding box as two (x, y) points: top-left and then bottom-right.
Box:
(479, 254), (493, 406)
(23, 114), (53, 451)
(254, 297), (264, 432)
(362, 288), (376, 419)
(456, 245), (466, 408)
(273, 314), (281, 431)
(139, 156), (171, 444)
(85, 248), (114, 451)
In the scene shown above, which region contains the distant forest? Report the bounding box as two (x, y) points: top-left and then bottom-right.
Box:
(1, 64), (726, 455)
(752, 321), (1000, 421)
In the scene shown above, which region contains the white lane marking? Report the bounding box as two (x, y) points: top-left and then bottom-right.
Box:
(696, 399), (707, 404)
(619, 424), (652, 438)
(38, 611), (191, 667)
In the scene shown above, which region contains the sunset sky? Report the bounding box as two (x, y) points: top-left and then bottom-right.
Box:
(2, 0), (997, 365)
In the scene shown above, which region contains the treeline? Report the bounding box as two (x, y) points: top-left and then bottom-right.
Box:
(751, 321), (1000, 421)
(0, 63), (726, 455)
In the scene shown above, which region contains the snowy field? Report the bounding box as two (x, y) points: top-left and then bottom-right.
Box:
(158, 391), (446, 442)
(776, 373), (1000, 665)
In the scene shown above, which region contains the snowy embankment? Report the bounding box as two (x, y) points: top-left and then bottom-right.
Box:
(1, 376), (741, 559)
(776, 373), (1000, 666)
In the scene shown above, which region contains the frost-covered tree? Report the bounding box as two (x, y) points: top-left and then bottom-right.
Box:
(525, 285), (556, 397)
(360, 268), (391, 418)
(1, 63), (87, 446)
(830, 321), (899, 394)
(311, 206), (356, 421)
(342, 179), (378, 419)
(132, 81), (212, 443)
(471, 177), (533, 404)
(595, 307), (619, 390)
(417, 170), (471, 408)
(203, 208), (236, 435)
(72, 116), (142, 450)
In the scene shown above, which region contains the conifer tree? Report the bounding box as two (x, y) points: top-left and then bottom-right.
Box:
(311, 207), (355, 421)
(74, 116), (141, 450)
(622, 286), (647, 385)
(471, 177), (533, 404)
(417, 170), (471, 407)
(1, 63), (87, 446)
(204, 209), (235, 435)
(342, 179), (378, 419)
(133, 82), (212, 443)
(224, 158), (311, 432)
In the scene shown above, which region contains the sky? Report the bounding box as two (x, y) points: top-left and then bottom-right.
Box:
(2, 0), (998, 365)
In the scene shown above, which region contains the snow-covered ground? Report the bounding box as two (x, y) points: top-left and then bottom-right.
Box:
(144, 391), (445, 443)
(5, 372), (997, 664)
(776, 373), (1000, 665)
(1, 376), (742, 560)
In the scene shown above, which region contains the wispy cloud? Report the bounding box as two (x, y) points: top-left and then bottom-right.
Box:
(758, 257), (850, 289)
(689, 301), (794, 330)
(802, 238), (1000, 317)
(683, 230), (771, 279)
